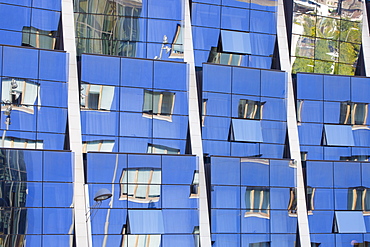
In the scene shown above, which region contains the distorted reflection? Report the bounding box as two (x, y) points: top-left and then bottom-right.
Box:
(2, 137), (43, 149)
(238, 99), (265, 120)
(74, 0), (143, 56)
(1, 78), (39, 114)
(142, 90), (175, 121)
(80, 84), (115, 111)
(147, 144), (179, 154)
(169, 25), (183, 59)
(292, 0), (362, 75)
(120, 168), (161, 203)
(82, 140), (115, 153)
(347, 187), (370, 212)
(190, 171), (199, 198)
(340, 102), (368, 125)
(244, 187), (270, 218)
(22, 26), (57, 50)
(121, 235), (161, 247)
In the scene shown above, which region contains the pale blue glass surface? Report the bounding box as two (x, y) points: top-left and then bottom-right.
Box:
(270, 160), (295, 187)
(324, 102), (340, 124)
(335, 211), (366, 233)
(31, 8), (60, 31)
(297, 73), (324, 100)
(362, 163), (370, 187)
(334, 162), (361, 188)
(324, 75), (350, 101)
(241, 159), (269, 186)
(211, 157), (240, 185)
(121, 58), (153, 88)
(43, 208), (73, 234)
(81, 111), (118, 136)
(38, 133), (65, 150)
(212, 209), (240, 233)
(39, 51), (67, 82)
(212, 186), (240, 209)
(270, 210), (297, 233)
(260, 143), (284, 158)
(300, 145), (324, 160)
(32, 0), (61, 11)
(352, 77), (370, 103)
(221, 6), (249, 32)
(203, 140), (231, 156)
(192, 26), (219, 50)
(23, 208), (43, 234)
(0, 0), (31, 6)
(249, 33), (275, 57)
(147, 19), (179, 43)
(204, 92), (231, 117)
(300, 100), (323, 123)
(242, 234), (271, 247)
(23, 150), (43, 181)
(270, 188), (290, 210)
(202, 116), (230, 140)
(249, 55), (272, 69)
(324, 125), (354, 146)
(353, 129), (370, 147)
(336, 234), (364, 247)
(298, 123), (323, 145)
(261, 121), (286, 144)
(163, 209), (198, 233)
(212, 234), (240, 247)
(250, 9), (276, 34)
(128, 154), (161, 169)
(128, 210), (164, 234)
(162, 155), (196, 184)
(242, 215), (270, 233)
(119, 137), (149, 153)
(39, 81), (67, 107)
(310, 234), (335, 247)
(37, 107), (67, 133)
(232, 119), (263, 143)
(221, 30), (251, 54)
(120, 112), (152, 138)
(91, 208), (127, 234)
(192, 3), (221, 28)
(152, 115), (188, 139)
(43, 236), (71, 247)
(232, 66), (261, 96)
(261, 97), (286, 121)
(148, 0), (182, 20)
(306, 161), (334, 188)
(43, 182), (73, 207)
(87, 153), (127, 183)
(3, 46), (38, 79)
(231, 142), (260, 157)
(203, 64), (232, 93)
(308, 211), (334, 233)
(43, 151), (73, 182)
(261, 70), (286, 98)
(162, 235), (194, 247)
(324, 146), (351, 160)
(81, 54), (120, 86)
(0, 110), (36, 132)
(162, 185), (198, 208)
(0, 4), (30, 31)
(153, 61), (187, 91)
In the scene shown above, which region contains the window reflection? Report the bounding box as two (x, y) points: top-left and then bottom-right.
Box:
(208, 47), (242, 66)
(147, 144), (179, 154)
(339, 102), (368, 125)
(2, 137), (43, 149)
(82, 140), (115, 153)
(190, 171), (199, 198)
(169, 24), (183, 59)
(142, 90), (175, 121)
(288, 187), (315, 216)
(347, 187), (370, 213)
(119, 168), (161, 203)
(238, 99), (265, 120)
(22, 26), (57, 50)
(80, 84), (115, 111)
(244, 187), (270, 218)
(121, 234), (161, 247)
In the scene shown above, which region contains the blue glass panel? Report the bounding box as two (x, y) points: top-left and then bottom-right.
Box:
(43, 208), (73, 234)
(0, 0), (31, 6)
(335, 211), (366, 233)
(334, 162), (361, 188)
(90, 208), (127, 234)
(306, 161), (334, 188)
(221, 30), (251, 54)
(211, 157), (240, 185)
(241, 158), (269, 186)
(202, 116), (230, 140)
(325, 124), (354, 146)
(270, 188), (290, 210)
(260, 144), (284, 159)
(31, 8), (60, 31)
(362, 163), (370, 187)
(127, 154), (161, 169)
(120, 112), (152, 138)
(270, 210), (297, 233)
(87, 153), (127, 183)
(15, 182), (42, 207)
(212, 185), (240, 209)
(0, 130), (36, 148)
(261, 70), (286, 98)
(148, 0), (182, 20)
(3, 46), (38, 79)
(0, 46), (2, 71)
(334, 188), (352, 210)
(221, 6), (249, 32)
(212, 234), (240, 247)
(324, 75), (350, 101)
(194, 49), (210, 67)
(81, 111), (118, 136)
(250, 9), (276, 34)
(301, 100), (323, 123)
(193, 26), (220, 50)
(119, 137), (149, 153)
(43, 151), (73, 182)
(163, 209), (198, 233)
(151, 138), (185, 154)
(249, 55), (272, 69)
(204, 92), (231, 117)
(270, 160), (295, 187)
(261, 120), (286, 144)
(39, 81), (67, 107)
(128, 210), (164, 234)
(24, 235), (42, 246)
(23, 150), (42, 181)
(241, 214), (270, 233)
(242, 234), (271, 247)
(299, 123), (323, 145)
(308, 211), (334, 233)
(250, 0), (277, 11)
(88, 184), (127, 209)
(153, 61), (186, 91)
(353, 128), (370, 147)
(43, 182), (73, 207)
(211, 209), (240, 233)
(152, 115), (188, 139)
(310, 234), (335, 247)
(192, 3), (221, 28)
(92, 234), (124, 247)
(0, 30), (22, 46)
(300, 145), (324, 160)
(261, 97), (286, 121)
(249, 33), (275, 57)
(324, 146), (351, 160)
(324, 101), (340, 124)
(336, 234), (364, 247)
(162, 185), (198, 208)
(32, 0), (61, 11)
(232, 119), (263, 142)
(39, 50), (67, 82)
(121, 58), (152, 88)
(203, 63), (231, 93)
(82, 135), (118, 152)
(0, 109), (36, 132)
(0, 4), (30, 31)
(232, 67), (260, 96)
(203, 140), (231, 156)
(37, 132), (65, 150)
(231, 142), (260, 157)
(43, 236), (72, 247)
(352, 77), (370, 103)
(147, 19), (179, 43)
(297, 73), (324, 100)
(162, 155), (196, 184)
(81, 54), (120, 86)
(162, 235), (194, 247)
(37, 107), (67, 133)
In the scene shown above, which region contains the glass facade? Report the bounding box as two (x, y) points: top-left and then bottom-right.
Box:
(1, 0), (370, 246)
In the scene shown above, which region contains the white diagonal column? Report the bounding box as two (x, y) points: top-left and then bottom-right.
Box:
(277, 1), (311, 246)
(183, 0), (212, 246)
(362, 2), (370, 75)
(61, 1), (90, 246)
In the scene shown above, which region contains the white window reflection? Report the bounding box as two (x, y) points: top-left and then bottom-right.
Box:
(238, 99), (265, 120)
(22, 26), (57, 50)
(347, 187), (370, 214)
(1, 78), (39, 114)
(122, 235), (161, 247)
(82, 140), (115, 153)
(340, 102), (368, 125)
(80, 84), (114, 111)
(288, 187), (315, 217)
(119, 168), (161, 203)
(142, 90), (175, 121)
(2, 137), (43, 149)
(147, 144), (179, 154)
(245, 187), (270, 219)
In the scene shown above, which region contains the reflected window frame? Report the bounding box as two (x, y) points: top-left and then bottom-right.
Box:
(238, 99), (265, 120)
(208, 47), (242, 66)
(244, 187), (270, 219)
(169, 24), (184, 59)
(142, 90), (175, 122)
(82, 140), (115, 153)
(288, 187), (315, 216)
(120, 234), (161, 247)
(347, 187), (370, 214)
(339, 101), (368, 126)
(189, 170), (199, 198)
(147, 143), (180, 154)
(80, 83), (115, 111)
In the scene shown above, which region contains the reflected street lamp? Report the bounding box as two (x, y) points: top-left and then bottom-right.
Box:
(86, 188), (112, 222)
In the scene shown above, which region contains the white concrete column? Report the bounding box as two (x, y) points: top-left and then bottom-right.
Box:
(61, 1), (90, 246)
(362, 2), (370, 76)
(277, 1), (311, 246)
(183, 0), (212, 246)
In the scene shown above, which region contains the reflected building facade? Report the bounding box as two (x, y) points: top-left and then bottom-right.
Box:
(1, 0), (370, 246)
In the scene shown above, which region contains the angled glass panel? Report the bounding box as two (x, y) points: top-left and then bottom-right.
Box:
(324, 124), (354, 146)
(335, 211), (366, 233)
(221, 30), (251, 54)
(231, 119), (263, 142)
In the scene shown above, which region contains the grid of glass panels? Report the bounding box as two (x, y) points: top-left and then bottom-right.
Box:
(297, 73), (370, 161)
(0, 45), (68, 150)
(192, 0), (277, 69)
(0, 149), (74, 247)
(86, 152), (199, 247)
(0, 1), (62, 50)
(74, 0), (184, 61)
(202, 63), (287, 159)
(80, 54), (189, 154)
(306, 160), (370, 246)
(291, 0), (363, 75)
(209, 156), (297, 247)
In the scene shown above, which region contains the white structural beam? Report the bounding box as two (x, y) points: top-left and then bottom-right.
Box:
(183, 1), (212, 247)
(362, 2), (370, 76)
(61, 1), (90, 246)
(277, 1), (311, 246)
